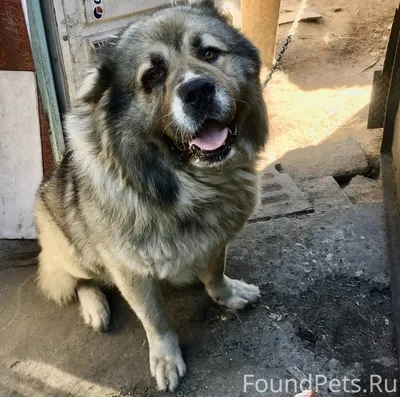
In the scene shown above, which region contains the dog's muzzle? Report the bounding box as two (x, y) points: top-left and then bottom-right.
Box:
(171, 77), (237, 164)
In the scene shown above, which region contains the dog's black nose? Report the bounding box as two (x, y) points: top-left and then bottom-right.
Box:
(179, 78), (216, 106)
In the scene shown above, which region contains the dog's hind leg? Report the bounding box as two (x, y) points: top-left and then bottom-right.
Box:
(77, 281), (110, 332)
(36, 201), (110, 330)
(37, 249), (78, 306)
(38, 238), (110, 332)
(35, 201), (79, 305)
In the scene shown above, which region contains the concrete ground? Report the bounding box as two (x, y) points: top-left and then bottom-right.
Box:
(0, 171), (397, 397)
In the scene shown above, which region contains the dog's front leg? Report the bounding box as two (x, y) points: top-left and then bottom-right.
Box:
(199, 246), (261, 310)
(111, 268), (186, 392)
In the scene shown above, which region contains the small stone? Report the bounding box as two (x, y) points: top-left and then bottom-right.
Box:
(270, 313), (283, 321)
(344, 176), (383, 205)
(333, 7), (342, 12)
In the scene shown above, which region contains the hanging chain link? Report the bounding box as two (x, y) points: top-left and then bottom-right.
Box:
(262, 0), (308, 89)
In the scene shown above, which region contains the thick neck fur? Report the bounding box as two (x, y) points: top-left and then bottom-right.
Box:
(67, 99), (259, 221)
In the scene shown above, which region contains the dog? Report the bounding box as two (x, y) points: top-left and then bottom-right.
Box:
(35, 0), (267, 391)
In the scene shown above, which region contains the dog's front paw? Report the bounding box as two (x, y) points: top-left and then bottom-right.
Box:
(208, 276), (261, 310)
(149, 330), (186, 392)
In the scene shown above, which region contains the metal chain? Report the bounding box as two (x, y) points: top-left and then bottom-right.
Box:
(262, 0), (308, 89)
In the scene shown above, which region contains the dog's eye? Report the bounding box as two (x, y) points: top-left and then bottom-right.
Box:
(202, 48), (220, 63)
(146, 69), (165, 83)
(149, 70), (162, 81)
(142, 68), (166, 91)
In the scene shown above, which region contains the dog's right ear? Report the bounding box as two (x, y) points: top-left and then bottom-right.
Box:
(77, 41), (117, 105)
(77, 64), (113, 105)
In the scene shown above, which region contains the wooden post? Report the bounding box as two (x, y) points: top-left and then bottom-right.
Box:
(241, 0), (281, 69)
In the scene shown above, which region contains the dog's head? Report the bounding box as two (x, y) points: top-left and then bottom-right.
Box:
(76, 0), (267, 169)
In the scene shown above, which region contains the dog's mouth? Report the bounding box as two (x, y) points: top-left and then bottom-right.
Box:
(170, 119), (237, 163)
(189, 120), (230, 151)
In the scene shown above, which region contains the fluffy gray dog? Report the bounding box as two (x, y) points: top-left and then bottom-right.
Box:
(35, 0), (267, 391)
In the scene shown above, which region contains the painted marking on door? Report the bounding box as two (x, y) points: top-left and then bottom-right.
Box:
(93, 6), (103, 20)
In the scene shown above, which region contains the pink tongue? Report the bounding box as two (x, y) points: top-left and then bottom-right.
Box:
(190, 122), (229, 151)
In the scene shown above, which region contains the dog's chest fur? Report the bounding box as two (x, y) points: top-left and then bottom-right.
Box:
(136, 167), (258, 282)
(86, 163), (259, 284)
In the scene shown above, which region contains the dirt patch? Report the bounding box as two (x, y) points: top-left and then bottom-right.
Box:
(277, 0), (397, 73)
(262, 275), (396, 371)
(349, 0), (395, 56)
(262, 0), (398, 179)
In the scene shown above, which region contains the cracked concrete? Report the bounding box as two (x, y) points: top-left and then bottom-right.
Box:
(273, 137), (371, 182)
